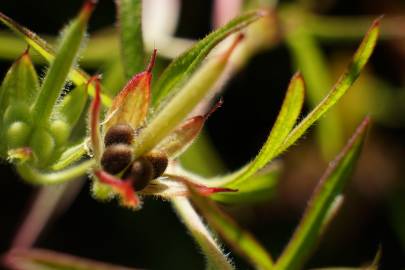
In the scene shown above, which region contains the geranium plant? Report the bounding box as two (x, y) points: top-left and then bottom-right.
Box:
(0, 0), (381, 269)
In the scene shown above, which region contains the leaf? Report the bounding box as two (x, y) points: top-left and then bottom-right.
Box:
(116, 0), (145, 78)
(31, 1), (95, 124)
(274, 117), (370, 270)
(172, 197), (234, 270)
(0, 11), (112, 106)
(133, 35), (243, 158)
(3, 248), (139, 270)
(151, 10), (265, 108)
(210, 72), (304, 188)
(188, 184), (274, 269)
(275, 17), (381, 156)
(104, 50), (155, 131)
(286, 27), (343, 158)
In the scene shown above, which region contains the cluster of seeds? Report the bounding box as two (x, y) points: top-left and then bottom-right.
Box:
(100, 124), (168, 190)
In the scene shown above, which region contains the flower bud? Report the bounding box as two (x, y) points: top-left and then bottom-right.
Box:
(6, 121), (31, 149)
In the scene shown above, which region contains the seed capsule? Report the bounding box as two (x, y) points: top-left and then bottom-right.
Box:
(145, 151), (168, 179)
(125, 157), (154, 191)
(104, 124), (134, 146)
(101, 144), (133, 174)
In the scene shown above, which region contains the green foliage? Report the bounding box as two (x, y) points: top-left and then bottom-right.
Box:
(274, 117), (370, 270)
(205, 17), (380, 205)
(0, 1), (384, 269)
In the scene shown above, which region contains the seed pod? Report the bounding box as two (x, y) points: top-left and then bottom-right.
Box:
(125, 157), (154, 191)
(145, 151), (168, 179)
(101, 144), (133, 174)
(104, 123), (134, 146)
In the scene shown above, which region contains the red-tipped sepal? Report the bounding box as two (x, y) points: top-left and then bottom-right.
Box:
(140, 174), (237, 199)
(104, 50), (157, 131)
(155, 99), (223, 158)
(94, 170), (141, 209)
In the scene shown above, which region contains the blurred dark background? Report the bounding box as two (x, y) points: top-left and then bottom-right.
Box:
(0, 0), (404, 269)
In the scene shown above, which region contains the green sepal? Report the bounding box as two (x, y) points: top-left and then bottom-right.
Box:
(31, 2), (95, 125)
(0, 51), (39, 108)
(152, 10), (265, 108)
(116, 0), (145, 78)
(0, 52), (38, 155)
(91, 179), (115, 201)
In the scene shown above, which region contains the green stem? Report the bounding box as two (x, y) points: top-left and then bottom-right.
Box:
(172, 197), (234, 270)
(17, 159), (95, 185)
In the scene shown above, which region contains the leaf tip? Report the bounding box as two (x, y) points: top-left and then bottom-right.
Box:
(373, 15), (384, 27)
(80, 0), (97, 20)
(146, 48), (158, 73)
(204, 97), (224, 120)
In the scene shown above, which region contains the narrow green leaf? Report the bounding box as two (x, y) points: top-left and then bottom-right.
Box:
(188, 185), (274, 269)
(172, 197), (234, 270)
(32, 1), (94, 124)
(4, 248), (139, 270)
(286, 27), (343, 158)
(210, 72), (304, 188)
(152, 10), (264, 108)
(117, 0), (145, 78)
(0, 11), (112, 106)
(133, 35), (243, 157)
(274, 117), (370, 270)
(307, 14), (403, 41)
(276, 18), (380, 156)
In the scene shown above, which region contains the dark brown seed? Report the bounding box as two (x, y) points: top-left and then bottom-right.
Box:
(101, 144), (133, 174)
(104, 124), (134, 146)
(145, 151), (168, 179)
(125, 157), (154, 191)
